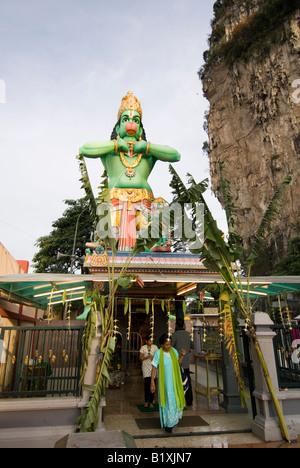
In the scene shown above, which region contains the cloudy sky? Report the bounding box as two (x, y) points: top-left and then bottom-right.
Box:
(0, 0), (227, 271)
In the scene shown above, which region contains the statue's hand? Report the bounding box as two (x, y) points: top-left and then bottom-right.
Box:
(116, 138), (129, 153)
(133, 140), (148, 155)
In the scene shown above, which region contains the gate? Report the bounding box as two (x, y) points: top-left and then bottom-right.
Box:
(272, 325), (300, 388)
(124, 332), (142, 369)
(0, 325), (84, 397)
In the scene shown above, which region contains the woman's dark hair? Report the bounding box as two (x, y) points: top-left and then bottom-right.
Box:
(159, 333), (170, 346)
(110, 120), (147, 141)
(145, 334), (152, 342)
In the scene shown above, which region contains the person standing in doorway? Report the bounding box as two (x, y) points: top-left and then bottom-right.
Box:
(171, 318), (194, 406)
(139, 335), (158, 408)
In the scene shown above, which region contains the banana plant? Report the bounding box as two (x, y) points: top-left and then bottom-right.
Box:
(168, 163), (292, 442)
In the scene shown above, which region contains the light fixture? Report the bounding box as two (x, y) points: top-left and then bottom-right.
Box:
(177, 284), (197, 296)
(49, 296), (85, 306)
(34, 286), (85, 298)
(238, 289), (268, 296)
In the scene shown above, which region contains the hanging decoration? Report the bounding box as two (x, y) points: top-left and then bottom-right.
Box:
(145, 298), (149, 315)
(190, 322), (194, 343)
(66, 301), (72, 329)
(284, 293), (292, 330)
(150, 299), (155, 341)
(46, 288), (55, 323)
(166, 298), (172, 339)
(126, 298), (132, 341)
(113, 298), (120, 342)
(277, 295), (285, 325)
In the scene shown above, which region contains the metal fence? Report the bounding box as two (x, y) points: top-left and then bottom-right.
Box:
(272, 324), (300, 388)
(0, 325), (84, 397)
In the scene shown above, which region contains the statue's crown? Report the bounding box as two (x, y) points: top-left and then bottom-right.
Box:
(118, 91), (142, 120)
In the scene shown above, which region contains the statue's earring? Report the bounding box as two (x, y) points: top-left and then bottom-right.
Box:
(117, 133), (120, 139)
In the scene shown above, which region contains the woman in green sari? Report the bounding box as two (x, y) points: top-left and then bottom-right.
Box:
(150, 334), (186, 433)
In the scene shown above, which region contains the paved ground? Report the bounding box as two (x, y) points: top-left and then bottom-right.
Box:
(103, 369), (297, 449)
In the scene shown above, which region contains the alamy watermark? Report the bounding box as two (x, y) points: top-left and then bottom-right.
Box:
(96, 201), (204, 251)
(0, 79), (6, 103)
(291, 79), (300, 104)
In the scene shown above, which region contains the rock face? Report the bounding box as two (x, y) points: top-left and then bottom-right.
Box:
(202, 1), (300, 271)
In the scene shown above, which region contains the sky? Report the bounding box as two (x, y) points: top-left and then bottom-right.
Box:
(0, 0), (227, 271)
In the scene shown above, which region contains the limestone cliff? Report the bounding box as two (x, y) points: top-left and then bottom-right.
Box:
(201, 0), (300, 273)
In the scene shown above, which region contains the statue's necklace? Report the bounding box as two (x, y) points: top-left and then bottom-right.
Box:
(119, 141), (142, 178)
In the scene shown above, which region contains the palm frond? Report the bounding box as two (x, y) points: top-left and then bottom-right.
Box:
(218, 161), (242, 247)
(219, 290), (248, 407)
(77, 154), (97, 217)
(218, 161), (234, 225)
(169, 165), (208, 204)
(248, 175), (292, 262)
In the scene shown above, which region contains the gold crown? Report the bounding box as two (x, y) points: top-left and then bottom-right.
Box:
(117, 91), (142, 120)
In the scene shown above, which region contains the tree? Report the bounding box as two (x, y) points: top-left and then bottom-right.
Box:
(32, 199), (94, 273)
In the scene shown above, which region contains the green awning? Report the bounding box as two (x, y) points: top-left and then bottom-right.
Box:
(0, 274), (95, 310)
(243, 276), (300, 297)
(0, 274), (299, 310)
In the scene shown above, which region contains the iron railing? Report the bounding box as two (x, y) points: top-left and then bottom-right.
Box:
(0, 325), (84, 397)
(272, 324), (300, 388)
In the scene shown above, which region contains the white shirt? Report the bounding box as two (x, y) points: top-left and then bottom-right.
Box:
(139, 344), (158, 378)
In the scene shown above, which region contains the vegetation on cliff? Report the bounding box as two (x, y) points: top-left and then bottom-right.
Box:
(200, 0), (299, 76)
(275, 236), (300, 276)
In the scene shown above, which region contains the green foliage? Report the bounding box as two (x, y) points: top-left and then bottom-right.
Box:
(203, 0), (299, 73)
(77, 154), (98, 217)
(247, 175), (292, 263)
(274, 237), (300, 275)
(32, 198), (94, 273)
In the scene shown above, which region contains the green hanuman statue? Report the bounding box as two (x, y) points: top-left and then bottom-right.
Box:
(80, 91), (181, 251)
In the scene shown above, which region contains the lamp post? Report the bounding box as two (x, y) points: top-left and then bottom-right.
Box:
(57, 207), (88, 274)
(70, 208), (88, 273)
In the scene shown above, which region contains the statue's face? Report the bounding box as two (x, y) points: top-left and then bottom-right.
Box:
(116, 110), (142, 139)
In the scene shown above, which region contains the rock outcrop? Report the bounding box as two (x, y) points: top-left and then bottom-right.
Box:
(201, 0), (300, 272)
